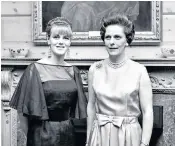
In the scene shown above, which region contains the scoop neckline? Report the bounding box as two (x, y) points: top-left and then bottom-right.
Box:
(35, 62), (72, 67)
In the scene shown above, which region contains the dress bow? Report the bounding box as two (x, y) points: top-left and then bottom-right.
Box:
(96, 114), (124, 127)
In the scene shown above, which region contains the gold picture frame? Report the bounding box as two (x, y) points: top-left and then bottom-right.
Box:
(33, 1), (162, 46)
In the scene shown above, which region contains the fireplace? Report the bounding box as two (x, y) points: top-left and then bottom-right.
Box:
(1, 58), (175, 146)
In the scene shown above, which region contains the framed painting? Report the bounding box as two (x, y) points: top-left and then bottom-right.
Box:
(33, 1), (162, 46)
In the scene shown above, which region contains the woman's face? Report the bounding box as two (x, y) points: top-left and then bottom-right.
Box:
(48, 25), (71, 56)
(104, 24), (127, 57)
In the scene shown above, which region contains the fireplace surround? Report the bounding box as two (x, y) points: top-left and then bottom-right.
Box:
(1, 58), (175, 146)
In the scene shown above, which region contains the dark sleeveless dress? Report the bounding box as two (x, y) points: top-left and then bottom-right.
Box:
(10, 63), (87, 146)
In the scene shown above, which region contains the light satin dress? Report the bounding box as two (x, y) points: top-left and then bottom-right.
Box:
(88, 59), (150, 146)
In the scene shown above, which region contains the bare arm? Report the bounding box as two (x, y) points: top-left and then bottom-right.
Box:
(86, 65), (96, 143)
(139, 67), (153, 146)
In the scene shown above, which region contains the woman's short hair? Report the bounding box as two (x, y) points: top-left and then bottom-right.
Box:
(100, 14), (135, 45)
(46, 17), (73, 38)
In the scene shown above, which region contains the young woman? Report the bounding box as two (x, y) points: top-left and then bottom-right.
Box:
(87, 14), (153, 146)
(10, 17), (87, 146)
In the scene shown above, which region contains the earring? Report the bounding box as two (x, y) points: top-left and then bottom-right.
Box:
(48, 48), (52, 58)
(66, 48), (70, 58)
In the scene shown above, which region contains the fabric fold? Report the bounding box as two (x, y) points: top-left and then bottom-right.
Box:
(88, 114), (141, 146)
(73, 66), (88, 119)
(10, 64), (49, 120)
(10, 64), (87, 120)
(96, 114), (124, 127)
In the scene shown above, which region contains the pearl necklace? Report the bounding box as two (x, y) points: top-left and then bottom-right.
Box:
(107, 58), (127, 69)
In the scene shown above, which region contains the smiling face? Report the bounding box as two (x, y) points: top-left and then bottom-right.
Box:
(104, 24), (127, 57)
(48, 25), (71, 56)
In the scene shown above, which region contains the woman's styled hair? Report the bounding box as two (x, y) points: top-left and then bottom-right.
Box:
(100, 14), (135, 45)
(46, 17), (73, 38)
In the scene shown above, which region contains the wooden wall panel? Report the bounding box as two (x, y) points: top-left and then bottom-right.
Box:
(162, 15), (175, 42)
(1, 1), (31, 15)
(163, 1), (175, 14)
(1, 1), (175, 59)
(1, 16), (32, 42)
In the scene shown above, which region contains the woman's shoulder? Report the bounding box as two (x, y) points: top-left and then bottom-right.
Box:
(23, 62), (36, 72)
(128, 59), (148, 76)
(89, 60), (104, 72)
(36, 58), (50, 64)
(36, 58), (72, 66)
(129, 59), (145, 70)
(16, 62), (39, 82)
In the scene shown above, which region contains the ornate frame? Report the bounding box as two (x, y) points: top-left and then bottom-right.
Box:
(33, 1), (162, 46)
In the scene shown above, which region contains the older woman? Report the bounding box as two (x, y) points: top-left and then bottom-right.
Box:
(10, 17), (87, 146)
(87, 14), (153, 146)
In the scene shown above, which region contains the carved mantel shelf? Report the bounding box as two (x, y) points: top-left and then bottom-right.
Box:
(2, 57), (175, 66)
(2, 57), (175, 95)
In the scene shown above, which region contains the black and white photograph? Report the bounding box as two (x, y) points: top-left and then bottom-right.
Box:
(1, 1), (175, 146)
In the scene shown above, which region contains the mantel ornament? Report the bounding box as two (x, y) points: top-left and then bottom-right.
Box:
(9, 47), (29, 58)
(161, 45), (175, 58)
(1, 69), (13, 101)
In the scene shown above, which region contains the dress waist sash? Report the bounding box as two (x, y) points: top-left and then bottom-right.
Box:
(96, 113), (138, 127)
(87, 114), (140, 146)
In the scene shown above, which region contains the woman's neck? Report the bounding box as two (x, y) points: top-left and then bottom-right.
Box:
(109, 52), (126, 64)
(49, 53), (65, 65)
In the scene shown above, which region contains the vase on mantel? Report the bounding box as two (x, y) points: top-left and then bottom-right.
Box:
(161, 44), (175, 58)
(9, 48), (29, 58)
(8, 42), (30, 58)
